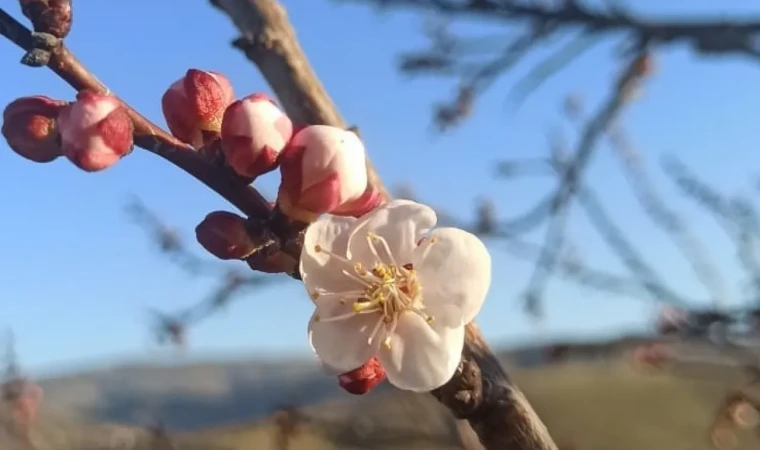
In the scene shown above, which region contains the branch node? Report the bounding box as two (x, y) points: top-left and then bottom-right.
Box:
(19, 48), (50, 67)
(29, 31), (60, 50)
(432, 358), (484, 419)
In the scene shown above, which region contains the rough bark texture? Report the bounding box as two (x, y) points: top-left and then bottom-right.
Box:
(208, 1), (558, 449)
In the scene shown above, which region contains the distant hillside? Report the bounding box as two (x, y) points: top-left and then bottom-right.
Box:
(37, 358), (339, 430)
(8, 335), (759, 449)
(30, 335), (734, 432)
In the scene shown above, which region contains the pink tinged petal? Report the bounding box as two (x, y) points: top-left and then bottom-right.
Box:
(58, 92), (133, 172)
(377, 312), (464, 392)
(300, 214), (358, 297)
(297, 125), (368, 203)
(347, 199), (437, 266)
(273, 112), (294, 144)
(278, 144), (306, 201)
(223, 96), (291, 153)
(184, 69), (235, 130)
(62, 135), (121, 172)
(221, 96), (292, 177)
(161, 82), (201, 146)
(413, 227), (491, 326)
(247, 92), (277, 105)
(333, 186), (383, 218)
(97, 108), (134, 156)
(298, 172), (342, 215)
(308, 307), (381, 373)
(66, 91), (119, 130)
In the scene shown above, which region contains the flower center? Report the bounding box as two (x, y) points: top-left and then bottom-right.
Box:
(310, 231), (437, 350)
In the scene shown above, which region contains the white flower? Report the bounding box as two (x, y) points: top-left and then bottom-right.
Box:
(300, 199), (492, 392)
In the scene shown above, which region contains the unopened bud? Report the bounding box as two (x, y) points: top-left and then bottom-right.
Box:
(246, 251), (289, 274)
(221, 93), (293, 178)
(2, 95), (65, 163)
(337, 357), (385, 395)
(195, 211), (257, 260)
(278, 125), (380, 223)
(57, 90), (133, 172)
(161, 69), (235, 149)
(20, 0), (73, 39)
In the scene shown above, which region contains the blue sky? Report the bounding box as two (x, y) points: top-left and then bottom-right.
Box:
(1, 0), (759, 377)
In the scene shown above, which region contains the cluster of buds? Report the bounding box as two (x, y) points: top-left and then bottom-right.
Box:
(4, 67), (387, 395)
(2, 90), (133, 172)
(158, 69), (380, 222)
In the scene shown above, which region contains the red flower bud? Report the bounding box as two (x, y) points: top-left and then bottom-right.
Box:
(57, 90), (133, 172)
(2, 95), (65, 163)
(195, 211), (257, 260)
(162, 69), (235, 149)
(221, 93), (293, 178)
(337, 357), (386, 395)
(246, 251), (289, 274)
(277, 125), (380, 223)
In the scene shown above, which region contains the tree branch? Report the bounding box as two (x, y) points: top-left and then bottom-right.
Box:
(0, 8), (271, 219)
(208, 1), (556, 448)
(348, 0), (760, 59)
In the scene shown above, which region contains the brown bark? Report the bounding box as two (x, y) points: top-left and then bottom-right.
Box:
(208, 1), (558, 449)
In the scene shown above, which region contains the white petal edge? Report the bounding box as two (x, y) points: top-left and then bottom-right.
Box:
(413, 227), (491, 326)
(377, 312), (464, 392)
(300, 214), (358, 301)
(346, 200), (437, 267)
(307, 309), (381, 373)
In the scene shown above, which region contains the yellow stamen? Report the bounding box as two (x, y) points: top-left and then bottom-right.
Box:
(311, 231), (435, 353)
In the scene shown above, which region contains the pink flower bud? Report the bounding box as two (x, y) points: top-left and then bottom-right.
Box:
(337, 357), (385, 395)
(2, 95), (65, 163)
(221, 93), (293, 178)
(161, 69), (235, 149)
(57, 90), (134, 172)
(277, 125), (380, 223)
(195, 211), (256, 260)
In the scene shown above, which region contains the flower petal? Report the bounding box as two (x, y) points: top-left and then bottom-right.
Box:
(377, 312), (464, 392)
(300, 214), (358, 299)
(413, 227), (491, 326)
(347, 200), (437, 266)
(308, 307), (381, 373)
